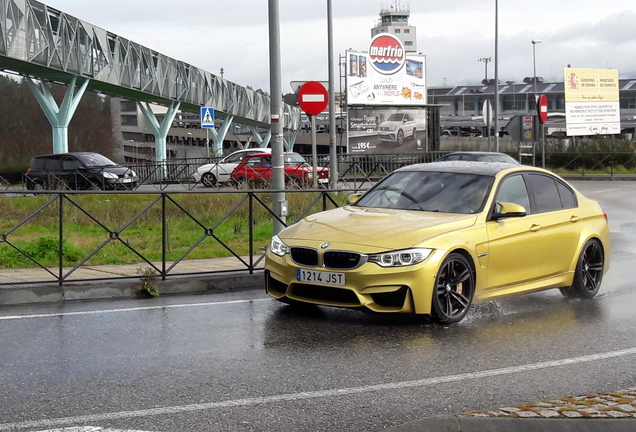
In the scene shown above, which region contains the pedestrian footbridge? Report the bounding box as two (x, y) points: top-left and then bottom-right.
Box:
(0, 0), (301, 159)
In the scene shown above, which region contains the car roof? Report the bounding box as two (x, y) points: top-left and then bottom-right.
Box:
(442, 151), (513, 157)
(397, 161), (526, 177)
(34, 151), (100, 158)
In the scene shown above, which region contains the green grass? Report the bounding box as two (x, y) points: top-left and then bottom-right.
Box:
(0, 191), (348, 269)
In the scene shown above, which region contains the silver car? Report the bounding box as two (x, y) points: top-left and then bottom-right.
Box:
(193, 148), (270, 187)
(378, 113), (417, 145)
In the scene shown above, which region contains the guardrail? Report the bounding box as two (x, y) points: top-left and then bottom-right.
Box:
(0, 188), (350, 287)
(3, 150), (636, 192)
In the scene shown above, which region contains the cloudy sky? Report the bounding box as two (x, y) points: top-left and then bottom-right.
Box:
(43, 0), (636, 92)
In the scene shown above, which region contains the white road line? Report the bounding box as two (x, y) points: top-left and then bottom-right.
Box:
(37, 428), (154, 432)
(2, 346), (636, 431)
(0, 298), (269, 321)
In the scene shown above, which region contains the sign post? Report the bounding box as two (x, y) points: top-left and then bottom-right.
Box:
(537, 94), (548, 168)
(482, 100), (493, 152)
(297, 81), (329, 187)
(200, 107), (215, 157)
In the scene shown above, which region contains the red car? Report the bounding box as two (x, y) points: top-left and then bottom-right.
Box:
(231, 152), (329, 188)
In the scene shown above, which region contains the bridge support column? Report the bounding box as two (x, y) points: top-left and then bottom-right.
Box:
(248, 126), (272, 149)
(207, 115), (234, 156)
(26, 76), (89, 154)
(138, 101), (180, 165)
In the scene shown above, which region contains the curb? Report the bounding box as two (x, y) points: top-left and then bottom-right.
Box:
(0, 271), (264, 306)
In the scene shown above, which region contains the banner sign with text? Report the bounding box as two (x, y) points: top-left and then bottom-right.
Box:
(564, 68), (620, 136)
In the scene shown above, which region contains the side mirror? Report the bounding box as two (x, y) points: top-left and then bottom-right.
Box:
(492, 202), (527, 220)
(347, 192), (363, 205)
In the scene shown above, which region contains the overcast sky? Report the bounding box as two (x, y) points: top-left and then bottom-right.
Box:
(42, 0), (636, 93)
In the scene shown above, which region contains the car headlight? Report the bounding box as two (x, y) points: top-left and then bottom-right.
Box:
(102, 172), (118, 179)
(269, 235), (290, 257)
(368, 248), (433, 267)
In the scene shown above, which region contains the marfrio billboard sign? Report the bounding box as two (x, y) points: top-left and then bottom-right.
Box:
(346, 34), (426, 106)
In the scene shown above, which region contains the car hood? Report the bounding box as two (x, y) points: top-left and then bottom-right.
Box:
(380, 121), (401, 127)
(280, 206), (477, 251)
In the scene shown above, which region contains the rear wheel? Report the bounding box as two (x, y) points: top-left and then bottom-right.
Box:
(201, 172), (217, 187)
(560, 239), (604, 299)
(431, 253), (475, 324)
(235, 176), (248, 189)
(285, 176), (303, 189)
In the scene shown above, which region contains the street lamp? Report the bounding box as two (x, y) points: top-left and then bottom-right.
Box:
(531, 39), (542, 110)
(478, 57), (491, 83)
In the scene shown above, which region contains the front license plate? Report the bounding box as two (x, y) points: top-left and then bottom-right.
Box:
(296, 269), (345, 287)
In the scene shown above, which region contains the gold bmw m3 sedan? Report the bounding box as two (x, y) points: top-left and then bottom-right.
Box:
(264, 161), (610, 324)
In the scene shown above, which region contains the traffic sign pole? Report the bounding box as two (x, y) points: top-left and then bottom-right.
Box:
(297, 81), (329, 187)
(537, 95), (548, 168)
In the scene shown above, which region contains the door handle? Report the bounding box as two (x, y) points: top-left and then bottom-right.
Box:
(570, 216), (580, 223)
(530, 224), (542, 232)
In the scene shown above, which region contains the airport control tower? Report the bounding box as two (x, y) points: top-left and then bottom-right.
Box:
(371, 2), (417, 53)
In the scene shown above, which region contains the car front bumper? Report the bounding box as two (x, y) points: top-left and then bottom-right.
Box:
(264, 250), (444, 315)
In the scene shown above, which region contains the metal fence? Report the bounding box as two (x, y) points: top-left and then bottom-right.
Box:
(3, 150), (636, 191)
(0, 188), (347, 287)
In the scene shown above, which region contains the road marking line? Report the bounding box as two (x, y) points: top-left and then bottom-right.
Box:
(0, 299), (269, 321)
(2, 347), (636, 431)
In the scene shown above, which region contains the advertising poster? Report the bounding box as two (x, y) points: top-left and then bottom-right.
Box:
(564, 68), (620, 136)
(346, 34), (426, 106)
(347, 107), (426, 154)
(345, 34), (428, 154)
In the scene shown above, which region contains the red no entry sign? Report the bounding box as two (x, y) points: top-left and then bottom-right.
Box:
(537, 94), (548, 124)
(297, 81), (329, 116)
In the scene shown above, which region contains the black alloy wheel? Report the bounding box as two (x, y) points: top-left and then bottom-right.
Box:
(432, 253), (475, 324)
(560, 239), (604, 299)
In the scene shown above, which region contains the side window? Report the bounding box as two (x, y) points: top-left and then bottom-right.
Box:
(245, 157), (261, 168)
(556, 181), (577, 209)
(62, 157), (80, 170)
(44, 157), (62, 171)
(495, 174), (530, 212)
(225, 153), (243, 163)
(527, 174), (563, 213)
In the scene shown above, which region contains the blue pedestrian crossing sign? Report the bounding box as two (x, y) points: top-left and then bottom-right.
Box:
(200, 107), (215, 128)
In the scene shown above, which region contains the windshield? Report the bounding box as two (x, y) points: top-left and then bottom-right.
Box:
(355, 170), (494, 214)
(386, 114), (404, 122)
(77, 153), (117, 167)
(283, 154), (307, 166)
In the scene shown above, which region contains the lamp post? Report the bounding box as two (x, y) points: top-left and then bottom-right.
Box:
(531, 39), (542, 109)
(478, 57), (491, 82)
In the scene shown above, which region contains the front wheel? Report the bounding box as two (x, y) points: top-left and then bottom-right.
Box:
(396, 130), (405, 146)
(431, 253), (475, 324)
(201, 172), (217, 187)
(560, 239), (604, 299)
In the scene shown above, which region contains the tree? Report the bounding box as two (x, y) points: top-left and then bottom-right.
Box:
(0, 75), (116, 171)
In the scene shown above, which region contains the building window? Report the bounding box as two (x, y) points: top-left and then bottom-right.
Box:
(120, 115), (138, 126)
(394, 29), (401, 33)
(404, 41), (413, 47)
(120, 100), (137, 112)
(404, 29), (410, 34)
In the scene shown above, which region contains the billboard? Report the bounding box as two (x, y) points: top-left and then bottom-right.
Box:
(347, 107), (426, 154)
(564, 68), (620, 136)
(346, 34), (426, 106)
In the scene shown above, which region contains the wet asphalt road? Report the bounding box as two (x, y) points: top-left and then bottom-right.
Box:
(1, 181), (636, 432)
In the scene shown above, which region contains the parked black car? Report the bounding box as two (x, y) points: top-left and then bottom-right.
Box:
(25, 152), (138, 191)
